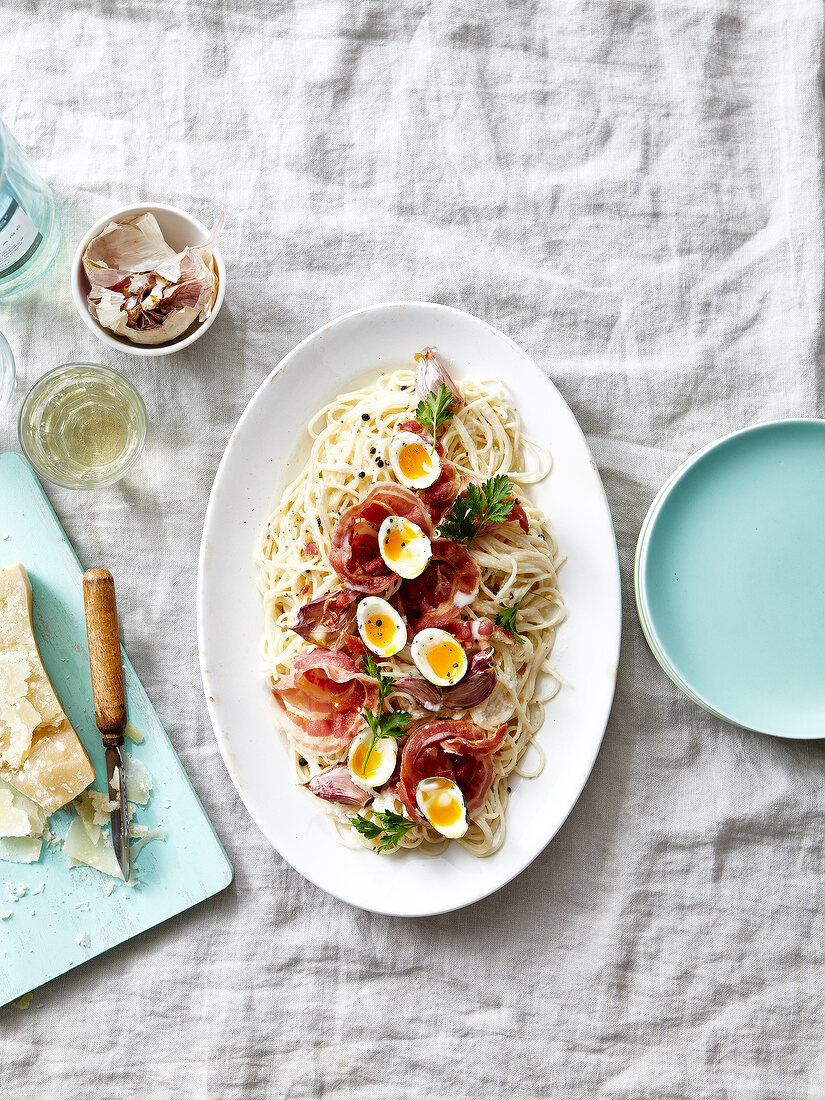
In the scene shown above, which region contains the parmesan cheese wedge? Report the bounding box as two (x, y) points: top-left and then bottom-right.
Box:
(0, 564), (94, 811)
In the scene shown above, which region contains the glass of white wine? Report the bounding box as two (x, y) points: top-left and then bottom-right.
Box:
(19, 363), (146, 488)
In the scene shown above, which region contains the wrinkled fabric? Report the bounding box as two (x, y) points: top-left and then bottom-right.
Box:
(1, 1), (825, 1097)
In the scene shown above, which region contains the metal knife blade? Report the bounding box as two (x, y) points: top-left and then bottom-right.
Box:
(106, 743), (130, 882)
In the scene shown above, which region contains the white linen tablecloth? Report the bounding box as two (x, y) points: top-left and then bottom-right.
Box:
(2, 1), (824, 1096)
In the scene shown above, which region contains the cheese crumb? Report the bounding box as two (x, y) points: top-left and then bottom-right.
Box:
(5, 882), (27, 902)
(130, 827), (164, 858)
(124, 722), (145, 744)
(72, 788), (118, 846)
(75, 931), (91, 948)
(0, 910), (11, 920)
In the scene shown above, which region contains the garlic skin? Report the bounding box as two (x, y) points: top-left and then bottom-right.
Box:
(83, 212), (223, 346)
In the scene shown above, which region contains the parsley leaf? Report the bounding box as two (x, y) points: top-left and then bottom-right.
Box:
(438, 475), (516, 545)
(362, 652), (395, 708)
(495, 594), (527, 645)
(351, 809), (418, 852)
(360, 705), (410, 771)
(361, 707), (410, 742)
(350, 814), (383, 841)
(360, 656), (410, 768)
(414, 383), (454, 439)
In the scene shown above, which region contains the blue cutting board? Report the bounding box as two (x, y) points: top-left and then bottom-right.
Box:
(0, 452), (233, 1007)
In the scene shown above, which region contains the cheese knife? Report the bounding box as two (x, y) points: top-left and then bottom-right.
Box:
(83, 568), (130, 882)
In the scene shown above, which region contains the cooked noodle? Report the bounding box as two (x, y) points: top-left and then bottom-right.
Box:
(256, 369), (565, 856)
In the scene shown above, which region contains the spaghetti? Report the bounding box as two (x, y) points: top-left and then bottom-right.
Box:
(256, 367), (565, 856)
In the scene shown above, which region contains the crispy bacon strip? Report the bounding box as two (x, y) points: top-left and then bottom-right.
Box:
(394, 538), (480, 633)
(329, 484), (433, 594)
(397, 719), (507, 823)
(271, 649), (378, 760)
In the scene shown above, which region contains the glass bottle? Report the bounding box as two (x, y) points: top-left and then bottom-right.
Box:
(0, 118), (61, 297)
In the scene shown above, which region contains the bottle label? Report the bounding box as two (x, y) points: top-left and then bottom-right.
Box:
(0, 196), (41, 279)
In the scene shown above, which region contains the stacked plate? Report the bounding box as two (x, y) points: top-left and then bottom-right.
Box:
(635, 420), (825, 739)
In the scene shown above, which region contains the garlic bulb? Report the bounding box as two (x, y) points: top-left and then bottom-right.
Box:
(83, 212), (223, 346)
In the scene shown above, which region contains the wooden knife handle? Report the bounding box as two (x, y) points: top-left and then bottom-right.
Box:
(83, 568), (126, 744)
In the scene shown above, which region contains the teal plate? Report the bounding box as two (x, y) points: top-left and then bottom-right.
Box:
(635, 420), (825, 739)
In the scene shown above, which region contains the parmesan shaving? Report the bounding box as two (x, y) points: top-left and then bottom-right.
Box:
(0, 787), (34, 838)
(130, 827), (164, 858)
(64, 757), (158, 880)
(123, 755), (152, 804)
(0, 836), (42, 863)
(63, 818), (123, 879)
(0, 778), (47, 863)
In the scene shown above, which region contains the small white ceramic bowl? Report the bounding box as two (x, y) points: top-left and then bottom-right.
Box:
(71, 202), (226, 357)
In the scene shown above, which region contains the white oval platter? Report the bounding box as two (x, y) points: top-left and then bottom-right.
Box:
(197, 302), (621, 916)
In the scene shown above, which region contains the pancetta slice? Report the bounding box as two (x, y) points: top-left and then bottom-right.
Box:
(271, 649), (378, 760)
(439, 618), (500, 647)
(329, 484), (433, 593)
(419, 462), (461, 524)
(397, 719), (507, 823)
(394, 538), (480, 633)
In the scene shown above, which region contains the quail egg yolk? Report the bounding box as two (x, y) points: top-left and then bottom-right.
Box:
(383, 524), (408, 561)
(348, 730), (397, 787)
(426, 637), (465, 683)
(411, 628), (469, 687)
(356, 596), (407, 657)
(398, 441), (435, 481)
(362, 613), (394, 649)
(378, 515), (432, 580)
(388, 432), (441, 489)
(416, 776), (468, 838)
